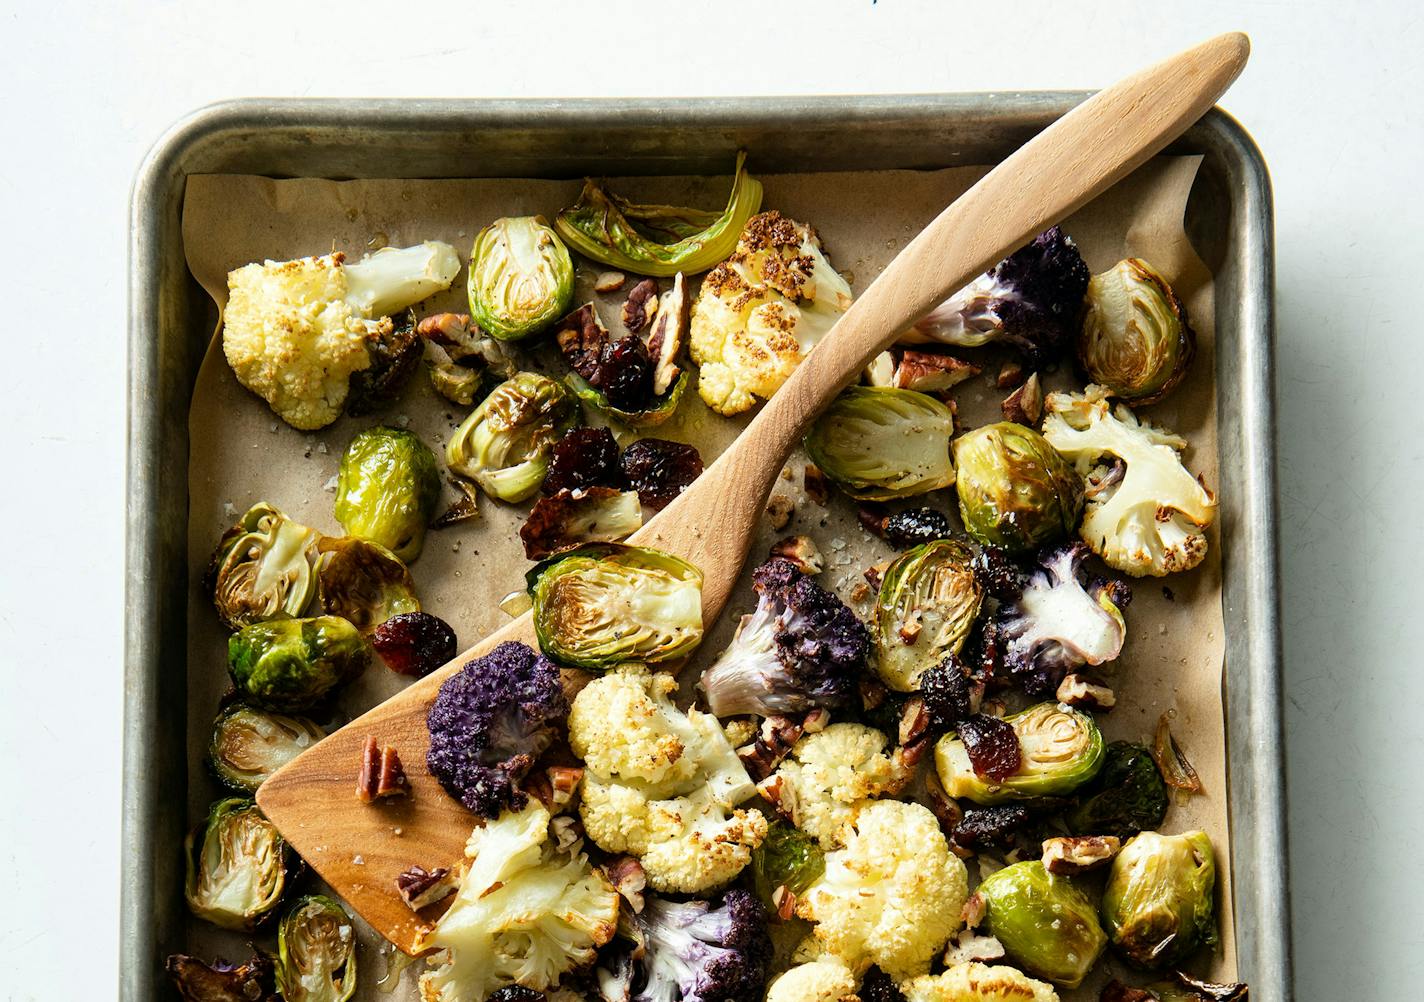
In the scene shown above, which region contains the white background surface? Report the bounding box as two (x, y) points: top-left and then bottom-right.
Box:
(1, 1), (1418, 999)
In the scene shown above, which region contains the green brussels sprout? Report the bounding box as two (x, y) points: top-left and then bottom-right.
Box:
(334, 427), (441, 562)
(565, 369), (689, 429)
(977, 860), (1108, 988)
(275, 895), (358, 1002)
(751, 819), (826, 911)
(1068, 741), (1169, 839)
(528, 543), (704, 669)
(935, 702), (1103, 804)
(208, 502), (321, 630)
(467, 216), (575, 341)
(208, 704), (325, 793)
(316, 535), (420, 634)
(1078, 258), (1195, 405)
(874, 539), (983, 692)
(446, 372), (578, 503)
(1102, 830), (1217, 968)
(803, 387), (957, 501)
(184, 797), (290, 930)
(228, 616), (371, 712)
(952, 422), (1083, 553)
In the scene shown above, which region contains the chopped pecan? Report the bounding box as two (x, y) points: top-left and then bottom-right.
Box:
(943, 930), (1005, 966)
(550, 815), (584, 852)
(1001, 372), (1043, 424)
(864, 560), (891, 591)
(924, 769), (965, 840)
(594, 271), (627, 294)
(621, 278), (660, 333)
(849, 581), (873, 604)
(898, 696), (933, 765)
(602, 855), (647, 913)
(736, 714), (806, 781)
(554, 304), (610, 378)
(802, 464), (830, 506)
(770, 535), (823, 574)
(765, 494), (795, 530)
(961, 891), (986, 930)
(357, 736), (409, 802)
(415, 311), (474, 345)
(771, 885), (798, 921)
(1056, 673), (1117, 711)
(546, 765), (584, 807)
(644, 273), (688, 396)
(396, 865), (456, 910)
(893, 350), (980, 393)
(801, 708), (831, 733)
(1042, 835), (1122, 875)
(996, 360), (1026, 390)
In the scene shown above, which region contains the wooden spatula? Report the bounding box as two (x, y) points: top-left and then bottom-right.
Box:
(258, 32), (1248, 953)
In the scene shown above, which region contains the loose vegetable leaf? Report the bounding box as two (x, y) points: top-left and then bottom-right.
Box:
(1152, 710), (1204, 794)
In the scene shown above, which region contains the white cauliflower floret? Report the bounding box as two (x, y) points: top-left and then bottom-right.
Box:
(417, 800), (619, 1002)
(766, 959), (860, 1002)
(689, 211), (853, 415)
(796, 800), (968, 979)
(223, 241), (459, 429)
(569, 667), (768, 893)
(901, 963), (1059, 1002)
(1041, 385), (1217, 577)
(756, 723), (912, 849)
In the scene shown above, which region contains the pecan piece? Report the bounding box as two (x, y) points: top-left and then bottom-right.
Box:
(1056, 673), (1117, 711)
(621, 278), (660, 333)
(893, 350), (980, 393)
(996, 360), (1026, 390)
(594, 271), (627, 294)
(396, 865), (456, 910)
(554, 303), (609, 378)
(770, 535), (823, 574)
(1001, 371), (1043, 424)
(802, 464), (830, 506)
(736, 714), (807, 781)
(546, 765), (584, 806)
(771, 885), (798, 921)
(357, 735), (409, 802)
(1042, 835), (1121, 875)
(603, 855), (647, 913)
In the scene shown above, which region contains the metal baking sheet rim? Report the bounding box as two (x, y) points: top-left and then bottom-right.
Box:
(123, 95), (1290, 1001)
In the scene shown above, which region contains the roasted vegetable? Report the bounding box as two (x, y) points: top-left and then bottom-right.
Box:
(466, 216), (574, 341)
(529, 544), (704, 669)
(556, 302), (689, 427)
(566, 368), (689, 428)
(1041, 386), (1216, 577)
(222, 242), (460, 429)
(166, 952), (277, 1002)
(698, 557), (869, 718)
(314, 535), (419, 633)
(902, 226), (1088, 367)
(555, 152), (764, 277)
(902, 963), (1060, 1002)
(208, 502), (321, 630)
(764, 960), (859, 1002)
(520, 487), (644, 559)
(425, 641), (568, 818)
(873, 539), (983, 692)
(953, 423), (1083, 554)
(184, 797), (290, 930)
(227, 616), (371, 712)
(275, 895), (357, 1002)
(977, 860), (1107, 988)
(804, 388), (956, 501)
(346, 310), (423, 415)
(935, 702), (1103, 804)
(1068, 742), (1169, 840)
(208, 704), (325, 793)
(1101, 972), (1248, 1002)
(1102, 831), (1217, 968)
(334, 426), (441, 561)
(370, 610), (457, 677)
(446, 371), (578, 503)
(416, 311), (519, 406)
(750, 819), (826, 911)
(1077, 259), (1195, 405)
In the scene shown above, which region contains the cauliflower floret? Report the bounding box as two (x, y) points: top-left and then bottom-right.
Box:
(796, 801), (967, 979)
(756, 723), (911, 849)
(223, 242), (459, 430)
(766, 959), (860, 1002)
(1041, 385), (1216, 577)
(570, 668), (768, 893)
(689, 211), (853, 415)
(417, 800), (620, 1002)
(900, 963), (1059, 1002)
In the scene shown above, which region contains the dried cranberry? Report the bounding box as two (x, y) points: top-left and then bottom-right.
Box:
(858, 967), (907, 1002)
(883, 508), (953, 549)
(554, 304), (608, 379)
(543, 427), (621, 495)
(620, 438), (703, 509)
(918, 656), (973, 733)
(950, 804), (1031, 852)
(971, 546), (1028, 601)
(957, 713), (1022, 780)
(372, 612), (457, 677)
(488, 987), (545, 1002)
(589, 336), (654, 411)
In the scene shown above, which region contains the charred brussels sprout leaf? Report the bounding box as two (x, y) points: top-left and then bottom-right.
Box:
(528, 543), (704, 669)
(467, 216), (575, 341)
(228, 616), (371, 712)
(935, 702), (1103, 804)
(804, 387), (957, 501)
(166, 952), (276, 1002)
(874, 539), (983, 692)
(1068, 742), (1169, 839)
(209, 704), (325, 793)
(334, 426), (441, 562)
(208, 502), (321, 630)
(1102, 830), (1217, 968)
(275, 895), (358, 1002)
(953, 422), (1083, 553)
(184, 797), (290, 930)
(1078, 258), (1195, 405)
(977, 859), (1107, 988)
(751, 819), (826, 910)
(315, 535), (420, 633)
(446, 372), (578, 503)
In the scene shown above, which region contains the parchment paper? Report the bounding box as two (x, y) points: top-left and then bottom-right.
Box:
(181, 158), (1233, 998)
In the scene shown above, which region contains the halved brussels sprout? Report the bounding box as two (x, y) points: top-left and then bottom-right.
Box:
(977, 859), (1107, 988)
(751, 819), (826, 911)
(565, 369), (689, 429)
(446, 372), (578, 503)
(528, 543), (704, 669)
(874, 539), (983, 692)
(952, 422), (1083, 553)
(1078, 258), (1195, 405)
(208, 502), (321, 630)
(804, 387), (957, 500)
(228, 616), (371, 712)
(334, 427), (441, 562)
(467, 216), (575, 341)
(184, 797), (290, 930)
(209, 704), (325, 793)
(1102, 830), (1217, 968)
(316, 535), (420, 633)
(935, 702), (1103, 804)
(275, 895), (358, 1002)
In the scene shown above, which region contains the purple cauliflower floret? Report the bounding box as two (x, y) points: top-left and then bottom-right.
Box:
(166, 953), (277, 1002)
(597, 890), (770, 1002)
(698, 558), (869, 719)
(907, 225), (1089, 365)
(426, 641), (568, 818)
